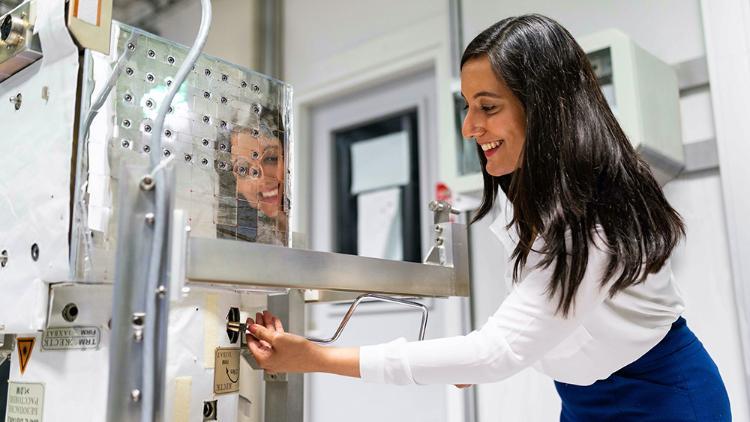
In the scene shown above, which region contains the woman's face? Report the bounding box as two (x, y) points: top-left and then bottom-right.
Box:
(461, 56), (526, 177)
(230, 130), (284, 218)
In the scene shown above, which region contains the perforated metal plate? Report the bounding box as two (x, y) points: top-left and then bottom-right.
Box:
(76, 23), (293, 280)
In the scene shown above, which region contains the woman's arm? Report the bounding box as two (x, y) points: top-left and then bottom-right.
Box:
(245, 311), (360, 378)
(247, 231), (613, 385)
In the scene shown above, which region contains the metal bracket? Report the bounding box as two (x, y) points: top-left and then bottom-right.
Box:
(305, 293), (429, 344)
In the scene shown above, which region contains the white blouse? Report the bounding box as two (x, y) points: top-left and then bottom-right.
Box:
(359, 196), (685, 386)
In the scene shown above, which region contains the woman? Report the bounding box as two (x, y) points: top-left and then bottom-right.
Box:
(245, 14), (731, 420)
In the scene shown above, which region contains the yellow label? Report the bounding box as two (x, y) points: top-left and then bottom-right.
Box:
(213, 347), (240, 394)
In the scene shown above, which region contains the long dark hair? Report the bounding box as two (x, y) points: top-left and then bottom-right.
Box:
(464, 14), (684, 316)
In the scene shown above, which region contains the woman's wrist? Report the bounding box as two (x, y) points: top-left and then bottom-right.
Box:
(314, 345), (361, 378)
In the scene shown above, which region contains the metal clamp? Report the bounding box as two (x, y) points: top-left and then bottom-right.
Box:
(428, 200), (459, 224)
(306, 293), (429, 344)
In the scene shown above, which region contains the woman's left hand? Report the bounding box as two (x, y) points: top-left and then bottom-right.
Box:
(245, 310), (321, 374)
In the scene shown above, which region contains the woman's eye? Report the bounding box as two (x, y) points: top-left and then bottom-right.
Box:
(263, 155), (279, 165)
(462, 103), (469, 111)
(481, 105), (496, 112)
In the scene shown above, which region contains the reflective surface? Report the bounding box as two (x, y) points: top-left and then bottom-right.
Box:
(84, 23), (292, 269)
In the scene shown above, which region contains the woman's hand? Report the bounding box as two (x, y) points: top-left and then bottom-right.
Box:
(245, 310), (322, 374)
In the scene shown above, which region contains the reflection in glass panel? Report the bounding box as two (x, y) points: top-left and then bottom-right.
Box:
(79, 22), (292, 279)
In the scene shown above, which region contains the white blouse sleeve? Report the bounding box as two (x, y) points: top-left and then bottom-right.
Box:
(358, 233), (612, 385)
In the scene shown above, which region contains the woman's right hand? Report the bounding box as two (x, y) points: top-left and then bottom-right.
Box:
(246, 310), (322, 374)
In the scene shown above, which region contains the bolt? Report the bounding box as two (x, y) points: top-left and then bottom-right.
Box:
(435, 237), (444, 246)
(127, 42), (135, 51)
(434, 225), (443, 234)
(140, 175), (154, 191)
(156, 285), (166, 298)
(144, 213), (155, 224)
(130, 389), (141, 402)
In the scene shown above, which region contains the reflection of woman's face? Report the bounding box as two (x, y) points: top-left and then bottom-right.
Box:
(230, 131), (284, 218)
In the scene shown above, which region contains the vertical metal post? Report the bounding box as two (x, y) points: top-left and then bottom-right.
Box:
(264, 289), (305, 422)
(106, 164), (174, 422)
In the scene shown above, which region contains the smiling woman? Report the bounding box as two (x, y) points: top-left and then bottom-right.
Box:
(245, 13), (731, 422)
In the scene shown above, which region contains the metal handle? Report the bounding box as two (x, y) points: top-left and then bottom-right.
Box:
(305, 293), (429, 344)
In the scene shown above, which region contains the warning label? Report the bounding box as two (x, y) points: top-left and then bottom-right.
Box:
(41, 327), (101, 351)
(4, 382), (44, 422)
(213, 348), (240, 394)
(16, 338), (35, 375)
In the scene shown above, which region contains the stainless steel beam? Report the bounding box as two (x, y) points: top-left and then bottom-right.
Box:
(187, 224), (470, 297)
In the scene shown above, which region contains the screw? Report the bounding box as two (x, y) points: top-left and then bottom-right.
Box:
(130, 389), (141, 402)
(240, 81), (247, 88)
(145, 99), (153, 108)
(144, 124), (152, 133)
(221, 74), (228, 82)
(132, 313), (144, 326)
(220, 96), (227, 104)
(220, 120), (227, 129)
(219, 143), (227, 151)
(140, 175), (155, 191)
(202, 138), (210, 147)
(30, 243), (39, 261)
(164, 129), (172, 138)
(204, 68), (211, 77)
(251, 84), (260, 93)
(125, 67), (134, 76)
(143, 145), (151, 153)
(144, 213), (155, 224)
(122, 119), (132, 128)
(127, 42), (135, 51)
(0, 250), (7, 268)
(121, 139), (131, 149)
(184, 153), (192, 163)
(167, 56), (175, 65)
(124, 93), (133, 102)
(156, 285), (166, 298)
(435, 237), (444, 246)
(9, 93), (21, 110)
(434, 225), (443, 234)
(202, 116), (210, 124)
(146, 73), (155, 83)
(147, 49), (155, 58)
(252, 103), (261, 115)
(163, 149), (171, 157)
(201, 158), (209, 166)
(203, 91), (211, 99)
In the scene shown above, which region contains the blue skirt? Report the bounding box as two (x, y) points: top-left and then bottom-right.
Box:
(554, 317), (731, 421)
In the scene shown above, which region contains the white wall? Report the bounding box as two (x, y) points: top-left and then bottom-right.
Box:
(153, 0), (258, 69)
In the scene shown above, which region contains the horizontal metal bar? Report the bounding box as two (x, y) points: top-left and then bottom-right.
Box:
(186, 237), (468, 297)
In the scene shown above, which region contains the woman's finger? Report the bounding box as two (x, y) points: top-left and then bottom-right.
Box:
(273, 316), (284, 333)
(263, 310), (275, 331)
